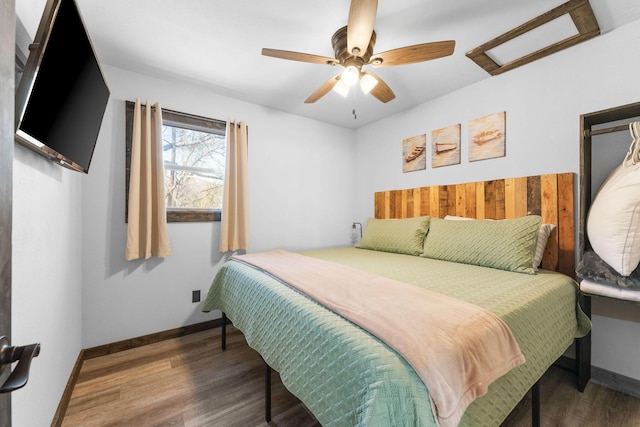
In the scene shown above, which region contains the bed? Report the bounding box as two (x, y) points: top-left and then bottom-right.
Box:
(203, 172), (590, 426)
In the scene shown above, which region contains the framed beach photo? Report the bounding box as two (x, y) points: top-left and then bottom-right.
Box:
(432, 124), (461, 168)
(469, 112), (506, 162)
(402, 134), (427, 173)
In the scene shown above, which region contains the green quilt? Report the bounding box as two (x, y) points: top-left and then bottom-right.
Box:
(203, 248), (590, 426)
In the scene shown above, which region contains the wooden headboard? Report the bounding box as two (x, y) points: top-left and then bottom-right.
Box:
(374, 172), (575, 278)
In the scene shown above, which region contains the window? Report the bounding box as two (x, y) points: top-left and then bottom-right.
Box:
(125, 101), (226, 222)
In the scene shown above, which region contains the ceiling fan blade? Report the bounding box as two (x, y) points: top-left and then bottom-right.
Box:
(262, 48), (338, 66)
(369, 40), (455, 67)
(305, 75), (341, 103)
(363, 71), (395, 103)
(347, 0), (378, 57)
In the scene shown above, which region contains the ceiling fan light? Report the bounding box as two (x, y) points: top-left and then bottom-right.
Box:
(333, 80), (350, 97)
(360, 74), (378, 94)
(341, 66), (360, 87)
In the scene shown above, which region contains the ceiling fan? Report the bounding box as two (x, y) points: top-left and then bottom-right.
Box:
(262, 0), (455, 104)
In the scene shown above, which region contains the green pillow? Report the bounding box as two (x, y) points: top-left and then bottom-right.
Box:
(356, 216), (430, 255)
(421, 216), (542, 274)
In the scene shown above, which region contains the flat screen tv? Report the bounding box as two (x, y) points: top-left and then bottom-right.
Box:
(15, 0), (110, 174)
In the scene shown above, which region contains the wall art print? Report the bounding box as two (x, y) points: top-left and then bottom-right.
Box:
(402, 134), (426, 173)
(468, 111), (506, 162)
(431, 124), (461, 168)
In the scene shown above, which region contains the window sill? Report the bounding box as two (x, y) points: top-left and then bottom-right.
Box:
(167, 209), (221, 223)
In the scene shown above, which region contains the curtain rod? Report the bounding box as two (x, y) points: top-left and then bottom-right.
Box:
(584, 123), (631, 137)
(128, 100), (225, 126)
(128, 100), (246, 130)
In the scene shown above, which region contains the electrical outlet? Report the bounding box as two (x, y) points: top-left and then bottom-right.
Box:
(192, 290), (201, 303)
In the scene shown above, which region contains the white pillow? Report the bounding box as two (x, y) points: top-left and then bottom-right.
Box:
(587, 162), (640, 276)
(444, 215), (554, 270)
(534, 224), (556, 271)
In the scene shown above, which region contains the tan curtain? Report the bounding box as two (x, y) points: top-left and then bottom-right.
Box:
(219, 120), (249, 252)
(125, 98), (171, 260)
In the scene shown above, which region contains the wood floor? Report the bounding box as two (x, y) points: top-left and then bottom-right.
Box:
(61, 326), (640, 426)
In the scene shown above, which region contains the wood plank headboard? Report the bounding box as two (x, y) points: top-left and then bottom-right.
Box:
(374, 173), (575, 278)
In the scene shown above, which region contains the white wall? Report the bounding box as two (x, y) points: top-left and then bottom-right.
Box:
(12, 148), (84, 427)
(353, 19), (640, 381)
(80, 66), (356, 348)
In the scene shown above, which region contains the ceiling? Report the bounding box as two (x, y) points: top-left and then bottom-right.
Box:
(16, 0), (640, 129)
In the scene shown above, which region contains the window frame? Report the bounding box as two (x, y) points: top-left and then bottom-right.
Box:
(125, 101), (226, 223)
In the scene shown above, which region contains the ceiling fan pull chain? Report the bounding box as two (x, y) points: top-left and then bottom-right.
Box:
(352, 89), (357, 120)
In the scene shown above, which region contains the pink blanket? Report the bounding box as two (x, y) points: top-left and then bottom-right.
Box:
(232, 250), (525, 427)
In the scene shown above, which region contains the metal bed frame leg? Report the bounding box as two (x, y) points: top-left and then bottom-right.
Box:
(532, 380), (540, 427)
(221, 312), (227, 351)
(221, 313), (272, 422)
(265, 362), (272, 422)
